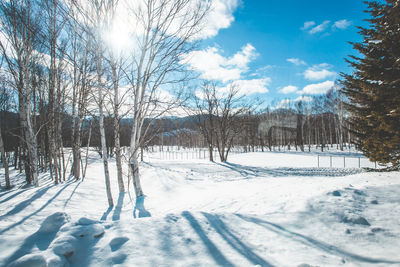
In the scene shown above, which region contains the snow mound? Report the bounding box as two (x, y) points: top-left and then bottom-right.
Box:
(46, 255), (70, 267)
(8, 253), (47, 267)
(69, 224), (105, 238)
(38, 212), (70, 233)
(51, 235), (78, 257)
(77, 217), (99, 225)
(110, 237), (129, 251)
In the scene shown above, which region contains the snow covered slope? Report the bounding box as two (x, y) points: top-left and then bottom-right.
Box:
(1, 151), (399, 266)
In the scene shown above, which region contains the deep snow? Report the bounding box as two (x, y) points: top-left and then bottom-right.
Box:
(0, 149), (399, 266)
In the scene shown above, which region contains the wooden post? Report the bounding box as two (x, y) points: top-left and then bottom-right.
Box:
(358, 157), (361, 168)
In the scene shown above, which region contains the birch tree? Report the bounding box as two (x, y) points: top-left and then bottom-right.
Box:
(125, 0), (209, 197)
(0, 0), (42, 186)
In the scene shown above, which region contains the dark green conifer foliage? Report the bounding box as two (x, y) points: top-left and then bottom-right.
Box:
(341, 0), (400, 169)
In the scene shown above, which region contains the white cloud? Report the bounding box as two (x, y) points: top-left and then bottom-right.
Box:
(287, 58), (306, 66)
(308, 20), (330, 34)
(294, 96), (312, 102)
(182, 43), (258, 82)
(301, 21), (315, 30)
(197, 0), (240, 39)
(299, 80), (335, 95)
(221, 78), (270, 96)
(280, 85), (298, 94)
(304, 69), (336, 81)
(333, 19), (351, 30)
(303, 63), (336, 81)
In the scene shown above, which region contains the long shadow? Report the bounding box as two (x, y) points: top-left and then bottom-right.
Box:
(0, 186), (52, 218)
(63, 180), (82, 208)
(112, 193), (125, 221)
(100, 206), (113, 221)
(236, 214), (400, 265)
(133, 196), (151, 218)
(182, 211), (234, 267)
(0, 182), (73, 235)
(217, 162), (361, 179)
(0, 187), (30, 205)
(202, 213), (274, 266)
(3, 215), (65, 265)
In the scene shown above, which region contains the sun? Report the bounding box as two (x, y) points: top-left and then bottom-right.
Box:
(102, 16), (132, 57)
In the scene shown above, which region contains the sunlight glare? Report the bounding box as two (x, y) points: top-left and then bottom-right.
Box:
(102, 16), (132, 57)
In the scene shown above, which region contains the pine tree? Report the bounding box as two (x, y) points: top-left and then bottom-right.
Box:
(341, 0), (400, 169)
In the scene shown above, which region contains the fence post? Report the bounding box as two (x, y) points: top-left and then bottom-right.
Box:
(317, 155), (320, 168)
(344, 156), (346, 168)
(375, 161), (377, 169)
(330, 156), (332, 168)
(358, 157), (361, 168)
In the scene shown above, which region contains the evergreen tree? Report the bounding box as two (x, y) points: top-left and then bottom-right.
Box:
(341, 0), (400, 169)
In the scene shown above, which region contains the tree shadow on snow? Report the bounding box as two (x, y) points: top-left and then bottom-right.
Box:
(0, 186), (52, 218)
(235, 214), (400, 265)
(0, 181), (74, 235)
(181, 211), (235, 267)
(202, 212), (274, 266)
(112, 193), (125, 221)
(0, 187), (30, 204)
(63, 180), (82, 208)
(133, 196), (151, 218)
(101, 192), (133, 221)
(3, 216), (65, 265)
(217, 162), (361, 179)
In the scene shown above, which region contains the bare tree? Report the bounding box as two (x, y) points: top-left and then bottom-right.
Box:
(0, 123), (10, 188)
(191, 82), (252, 162)
(125, 0), (209, 198)
(0, 0), (43, 186)
(190, 82), (217, 161)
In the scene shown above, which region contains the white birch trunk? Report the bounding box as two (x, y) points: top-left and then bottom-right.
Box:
(97, 40), (113, 207)
(112, 62), (124, 192)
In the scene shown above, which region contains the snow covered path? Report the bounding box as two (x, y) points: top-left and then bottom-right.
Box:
(1, 151), (400, 266)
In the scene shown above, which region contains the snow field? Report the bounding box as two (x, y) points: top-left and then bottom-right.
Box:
(0, 150), (399, 266)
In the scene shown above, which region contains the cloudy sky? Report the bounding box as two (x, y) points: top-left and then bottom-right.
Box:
(183, 0), (368, 106)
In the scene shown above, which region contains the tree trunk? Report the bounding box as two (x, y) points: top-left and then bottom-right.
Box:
(112, 62), (124, 192)
(83, 120), (92, 179)
(208, 144), (214, 162)
(129, 152), (143, 198)
(97, 41), (113, 207)
(0, 124), (11, 189)
(23, 99), (39, 186)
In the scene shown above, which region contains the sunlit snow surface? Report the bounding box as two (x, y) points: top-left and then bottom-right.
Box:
(1, 149), (399, 266)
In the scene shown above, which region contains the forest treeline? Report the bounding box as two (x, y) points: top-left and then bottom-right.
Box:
(1, 85), (353, 163)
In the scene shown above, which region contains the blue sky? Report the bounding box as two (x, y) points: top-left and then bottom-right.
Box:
(183, 0), (369, 106)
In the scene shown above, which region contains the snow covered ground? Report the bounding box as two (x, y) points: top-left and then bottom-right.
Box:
(0, 149), (399, 266)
